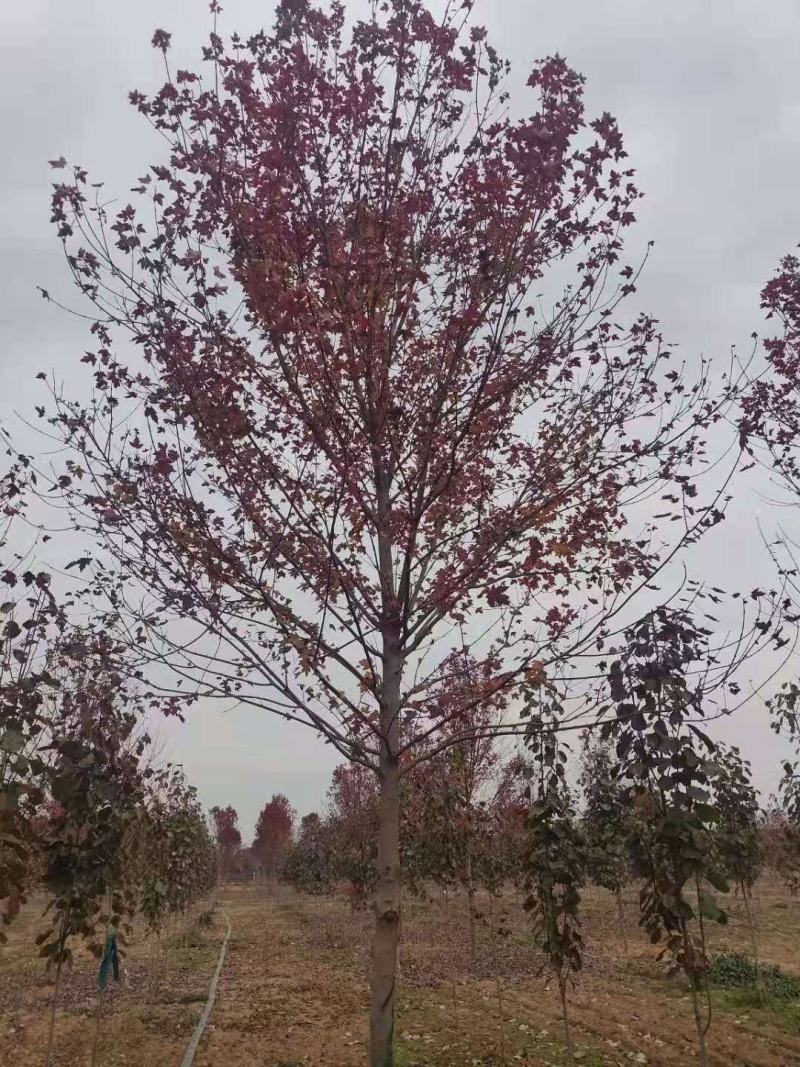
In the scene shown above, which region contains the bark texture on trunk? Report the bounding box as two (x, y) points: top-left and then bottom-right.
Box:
(370, 748), (401, 1067)
(369, 474), (406, 1067)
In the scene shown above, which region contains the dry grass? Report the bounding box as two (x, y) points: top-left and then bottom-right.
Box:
(1, 877), (799, 1065)
(0, 893), (221, 1067)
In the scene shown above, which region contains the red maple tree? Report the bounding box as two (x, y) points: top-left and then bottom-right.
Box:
(210, 805), (242, 877)
(42, 3), (753, 1061)
(253, 793), (294, 879)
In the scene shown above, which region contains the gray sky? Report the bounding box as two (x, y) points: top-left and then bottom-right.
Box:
(2, 0), (799, 838)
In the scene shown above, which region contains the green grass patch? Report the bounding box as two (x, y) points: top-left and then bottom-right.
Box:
(709, 952), (800, 999)
(712, 987), (800, 1034)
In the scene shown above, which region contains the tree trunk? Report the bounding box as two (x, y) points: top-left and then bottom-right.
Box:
(488, 893), (505, 1064)
(694, 878), (712, 1040)
(615, 888), (629, 961)
(465, 844), (477, 962)
(495, 977), (506, 1064)
(44, 953), (64, 1067)
(45, 910), (69, 1067)
(147, 928), (159, 1003)
(370, 749), (401, 1067)
(688, 977), (709, 1067)
(741, 881), (763, 1002)
(559, 977), (575, 1066)
(91, 892), (113, 1067)
(681, 917), (709, 1067)
(370, 496), (404, 1067)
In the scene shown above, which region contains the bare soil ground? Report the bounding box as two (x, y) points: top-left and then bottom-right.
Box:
(1, 878), (799, 1066)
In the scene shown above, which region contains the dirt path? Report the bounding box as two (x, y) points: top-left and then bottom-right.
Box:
(194, 886), (368, 1066)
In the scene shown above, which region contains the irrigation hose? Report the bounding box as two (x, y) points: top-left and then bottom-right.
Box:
(179, 908), (232, 1067)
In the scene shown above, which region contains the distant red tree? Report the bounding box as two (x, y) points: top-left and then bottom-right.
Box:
(210, 805), (242, 878)
(253, 793), (294, 879)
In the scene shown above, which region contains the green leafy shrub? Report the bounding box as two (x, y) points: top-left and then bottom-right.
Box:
(709, 952), (800, 999)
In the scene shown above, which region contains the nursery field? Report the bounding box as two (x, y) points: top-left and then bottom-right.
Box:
(1, 879), (800, 1067)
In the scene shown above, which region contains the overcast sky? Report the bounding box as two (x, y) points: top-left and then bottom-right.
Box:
(2, 1), (799, 837)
